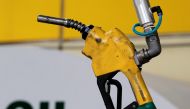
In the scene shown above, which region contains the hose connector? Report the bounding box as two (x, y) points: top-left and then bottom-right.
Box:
(133, 0), (163, 66)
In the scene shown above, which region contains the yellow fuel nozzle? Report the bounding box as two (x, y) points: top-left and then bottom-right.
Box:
(37, 15), (157, 109)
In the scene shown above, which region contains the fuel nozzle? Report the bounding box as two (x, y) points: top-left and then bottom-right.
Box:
(37, 15), (94, 40)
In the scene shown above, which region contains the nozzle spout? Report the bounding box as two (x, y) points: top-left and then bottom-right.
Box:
(38, 15), (68, 26)
(37, 15), (94, 40)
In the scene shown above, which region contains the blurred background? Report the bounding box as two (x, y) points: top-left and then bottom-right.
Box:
(0, 0), (190, 109)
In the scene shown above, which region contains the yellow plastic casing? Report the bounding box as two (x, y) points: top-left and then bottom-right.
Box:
(82, 27), (153, 105)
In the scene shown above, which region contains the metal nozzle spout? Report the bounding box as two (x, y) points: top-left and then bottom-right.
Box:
(37, 15), (94, 40)
(38, 15), (68, 26)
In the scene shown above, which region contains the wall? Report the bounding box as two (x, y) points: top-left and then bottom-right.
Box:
(0, 0), (189, 42)
(64, 0), (190, 39)
(0, 0), (60, 42)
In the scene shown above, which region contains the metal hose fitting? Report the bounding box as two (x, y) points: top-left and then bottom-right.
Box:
(133, 0), (163, 66)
